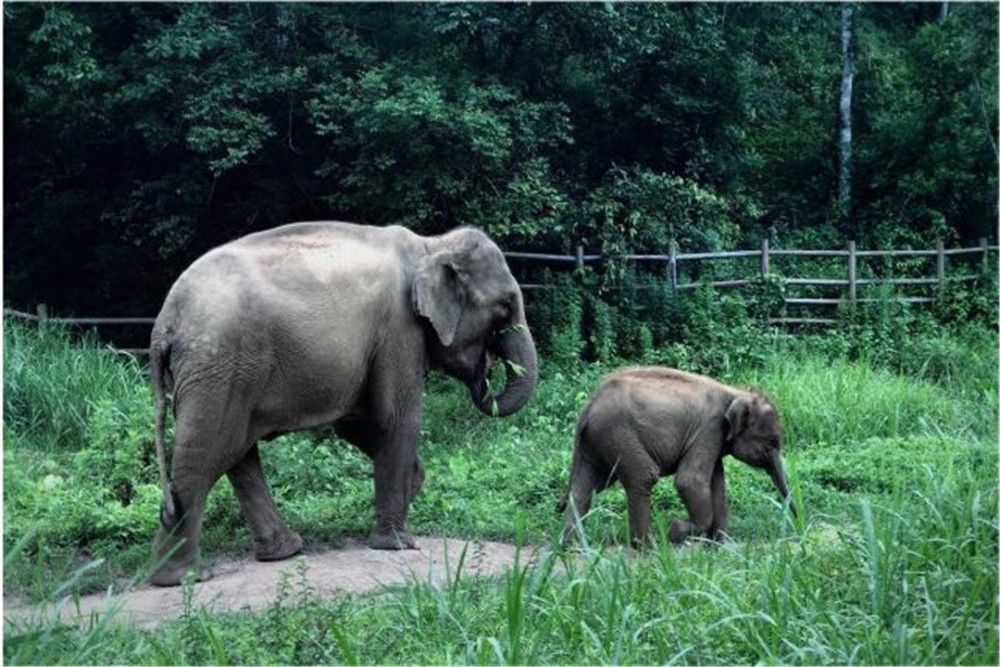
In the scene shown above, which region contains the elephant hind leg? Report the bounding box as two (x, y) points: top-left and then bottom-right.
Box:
(226, 443), (303, 561)
(149, 472), (214, 587)
(622, 463), (659, 548)
(561, 454), (613, 547)
(149, 399), (251, 586)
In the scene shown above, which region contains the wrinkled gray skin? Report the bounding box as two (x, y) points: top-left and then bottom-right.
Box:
(148, 222), (537, 586)
(561, 367), (792, 547)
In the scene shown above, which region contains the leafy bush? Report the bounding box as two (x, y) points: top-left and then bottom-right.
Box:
(523, 272), (585, 367)
(577, 166), (746, 261)
(3, 318), (149, 451)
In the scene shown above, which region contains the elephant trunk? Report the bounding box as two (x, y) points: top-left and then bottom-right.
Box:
(769, 455), (797, 518)
(473, 317), (538, 418)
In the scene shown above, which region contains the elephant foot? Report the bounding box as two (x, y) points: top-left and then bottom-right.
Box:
(150, 529), (209, 586)
(254, 529), (304, 562)
(668, 518), (694, 544)
(669, 518), (719, 545)
(368, 528), (417, 550)
(148, 562), (212, 587)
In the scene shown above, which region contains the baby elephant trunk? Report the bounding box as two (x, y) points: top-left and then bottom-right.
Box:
(768, 455), (797, 518)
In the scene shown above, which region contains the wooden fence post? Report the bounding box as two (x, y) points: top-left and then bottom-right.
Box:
(936, 239), (945, 294)
(575, 245), (584, 271)
(847, 241), (857, 302)
(36, 303), (48, 323)
(980, 237), (989, 275)
(668, 241), (678, 295)
(760, 237), (770, 276)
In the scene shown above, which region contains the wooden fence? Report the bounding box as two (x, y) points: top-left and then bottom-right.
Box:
(508, 237), (996, 325)
(5, 238), (996, 350)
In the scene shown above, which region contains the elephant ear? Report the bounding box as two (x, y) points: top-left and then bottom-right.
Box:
(412, 252), (464, 347)
(724, 396), (753, 442)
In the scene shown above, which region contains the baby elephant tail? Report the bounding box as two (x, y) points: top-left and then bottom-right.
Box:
(556, 404), (592, 514)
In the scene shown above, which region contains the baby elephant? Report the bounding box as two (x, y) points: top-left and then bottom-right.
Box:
(561, 367), (793, 547)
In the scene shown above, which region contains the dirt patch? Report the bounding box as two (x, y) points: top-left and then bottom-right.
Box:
(4, 536), (538, 630)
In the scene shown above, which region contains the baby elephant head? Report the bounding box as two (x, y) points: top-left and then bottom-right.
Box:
(725, 393), (795, 515)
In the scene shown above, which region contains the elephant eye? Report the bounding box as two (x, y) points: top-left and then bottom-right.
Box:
(497, 296), (514, 318)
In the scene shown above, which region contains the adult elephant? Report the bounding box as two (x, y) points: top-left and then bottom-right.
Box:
(148, 222), (537, 586)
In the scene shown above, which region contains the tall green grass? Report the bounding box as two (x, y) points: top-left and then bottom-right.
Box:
(3, 317), (150, 451)
(3, 316), (997, 664)
(3, 318), (158, 598)
(731, 338), (998, 447)
(8, 459), (994, 665)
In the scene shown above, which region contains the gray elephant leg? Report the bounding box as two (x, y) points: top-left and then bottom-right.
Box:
(226, 443), (303, 561)
(149, 396), (251, 586)
(407, 456), (425, 506)
(625, 479), (657, 547)
(368, 422), (420, 550)
(149, 443), (219, 586)
(621, 454), (660, 547)
(336, 417), (424, 507)
(669, 466), (715, 544)
(561, 455), (610, 546)
(709, 459), (729, 540)
(149, 483), (210, 586)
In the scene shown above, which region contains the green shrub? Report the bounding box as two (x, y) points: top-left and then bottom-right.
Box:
(541, 274), (585, 366)
(582, 291), (618, 363)
(3, 318), (149, 451)
(747, 273), (787, 322)
(261, 434), (375, 541)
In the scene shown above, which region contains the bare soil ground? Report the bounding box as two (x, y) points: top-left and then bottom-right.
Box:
(4, 536), (536, 630)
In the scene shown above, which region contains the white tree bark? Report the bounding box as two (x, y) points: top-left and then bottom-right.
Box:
(838, 5), (854, 215)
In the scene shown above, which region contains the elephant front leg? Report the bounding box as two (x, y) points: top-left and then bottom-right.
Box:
(368, 424), (420, 550)
(669, 467), (715, 544)
(709, 459), (730, 541)
(227, 443), (303, 561)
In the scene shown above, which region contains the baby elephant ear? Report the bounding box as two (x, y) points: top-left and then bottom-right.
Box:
(412, 252), (463, 347)
(725, 396), (752, 442)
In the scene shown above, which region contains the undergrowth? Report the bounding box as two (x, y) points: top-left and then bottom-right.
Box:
(3, 303), (997, 664)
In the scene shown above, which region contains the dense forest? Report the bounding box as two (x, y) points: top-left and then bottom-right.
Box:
(4, 2), (997, 315)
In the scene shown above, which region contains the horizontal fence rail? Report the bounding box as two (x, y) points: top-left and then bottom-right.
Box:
(5, 238), (996, 352)
(512, 237), (995, 299)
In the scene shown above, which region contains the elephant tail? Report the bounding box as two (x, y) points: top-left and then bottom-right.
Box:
(556, 405), (591, 514)
(150, 338), (178, 525)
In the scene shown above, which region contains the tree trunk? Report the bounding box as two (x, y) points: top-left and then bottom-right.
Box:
(838, 5), (854, 223)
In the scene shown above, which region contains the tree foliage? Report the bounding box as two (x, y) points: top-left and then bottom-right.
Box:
(4, 2), (996, 314)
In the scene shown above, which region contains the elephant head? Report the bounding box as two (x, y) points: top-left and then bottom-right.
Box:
(413, 227), (538, 417)
(725, 393), (795, 515)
